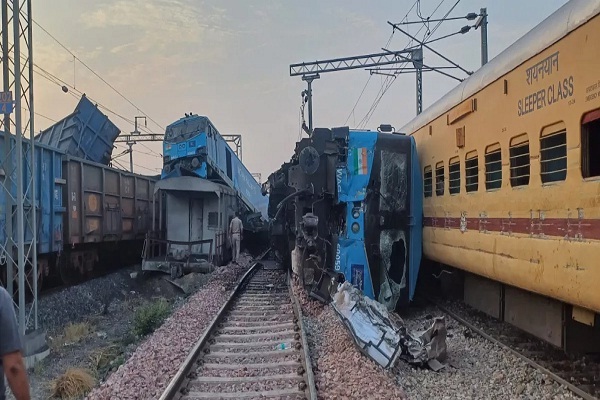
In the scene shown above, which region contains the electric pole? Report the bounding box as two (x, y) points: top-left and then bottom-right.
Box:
(302, 74), (319, 134)
(477, 8), (489, 66)
(0, 0), (38, 336)
(126, 116), (146, 172)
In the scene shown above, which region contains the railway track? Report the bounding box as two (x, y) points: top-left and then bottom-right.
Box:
(159, 257), (317, 400)
(428, 297), (600, 400)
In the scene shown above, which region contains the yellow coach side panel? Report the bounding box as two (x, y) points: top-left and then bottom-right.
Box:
(413, 13), (600, 312)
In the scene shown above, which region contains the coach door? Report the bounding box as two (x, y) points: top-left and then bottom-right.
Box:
(190, 198), (204, 254)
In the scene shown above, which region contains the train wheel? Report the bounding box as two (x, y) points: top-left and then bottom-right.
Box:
(59, 256), (84, 286)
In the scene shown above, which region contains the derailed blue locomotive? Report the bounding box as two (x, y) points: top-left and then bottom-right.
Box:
(267, 126), (422, 310)
(161, 114), (268, 232)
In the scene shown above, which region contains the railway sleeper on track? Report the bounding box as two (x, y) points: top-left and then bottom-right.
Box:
(164, 261), (315, 400)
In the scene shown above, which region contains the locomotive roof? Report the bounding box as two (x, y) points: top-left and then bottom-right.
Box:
(166, 114), (209, 128)
(399, 0), (600, 134)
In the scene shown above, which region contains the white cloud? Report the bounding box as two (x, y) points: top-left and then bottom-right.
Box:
(80, 0), (234, 54)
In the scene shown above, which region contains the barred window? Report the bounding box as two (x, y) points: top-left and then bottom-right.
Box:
(540, 128), (567, 183)
(485, 144), (502, 190)
(435, 162), (444, 196)
(449, 157), (460, 194)
(465, 152), (478, 192)
(581, 109), (600, 178)
(424, 166), (432, 198)
(208, 211), (219, 228)
(510, 135), (530, 187)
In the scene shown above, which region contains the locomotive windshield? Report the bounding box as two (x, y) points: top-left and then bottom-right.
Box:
(164, 117), (208, 143)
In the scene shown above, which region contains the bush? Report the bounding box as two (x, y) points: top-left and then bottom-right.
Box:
(132, 298), (171, 337)
(50, 368), (96, 399)
(51, 322), (94, 348)
(89, 345), (120, 371)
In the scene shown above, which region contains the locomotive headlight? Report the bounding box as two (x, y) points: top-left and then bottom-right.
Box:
(352, 209), (360, 219)
(351, 222), (360, 233)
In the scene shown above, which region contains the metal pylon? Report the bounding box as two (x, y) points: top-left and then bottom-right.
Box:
(0, 0), (38, 335)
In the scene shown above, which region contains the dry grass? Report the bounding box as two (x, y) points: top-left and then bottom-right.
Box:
(63, 322), (93, 343)
(50, 322), (94, 349)
(89, 345), (120, 371)
(49, 368), (96, 399)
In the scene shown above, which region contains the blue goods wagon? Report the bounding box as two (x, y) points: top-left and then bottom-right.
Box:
(35, 94), (121, 165)
(0, 130), (159, 295)
(0, 131), (65, 292)
(267, 126), (423, 310)
(161, 114), (268, 231)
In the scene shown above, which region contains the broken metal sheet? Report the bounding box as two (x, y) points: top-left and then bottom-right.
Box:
(331, 281), (447, 370)
(401, 315), (448, 367)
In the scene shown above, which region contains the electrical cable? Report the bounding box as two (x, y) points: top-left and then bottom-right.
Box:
(357, 0), (458, 127)
(32, 19), (164, 131)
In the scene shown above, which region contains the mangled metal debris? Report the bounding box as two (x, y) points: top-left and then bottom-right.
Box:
(331, 281), (447, 370)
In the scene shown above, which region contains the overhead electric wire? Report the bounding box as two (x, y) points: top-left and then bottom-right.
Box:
(28, 53), (161, 138)
(111, 159), (128, 170)
(344, 74), (372, 127)
(346, 1), (417, 126)
(424, 0), (460, 41)
(11, 51), (163, 172)
(32, 19), (164, 131)
(357, 0), (460, 127)
(139, 142), (162, 157)
(114, 143), (162, 159)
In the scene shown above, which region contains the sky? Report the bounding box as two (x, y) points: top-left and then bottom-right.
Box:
(29, 0), (570, 180)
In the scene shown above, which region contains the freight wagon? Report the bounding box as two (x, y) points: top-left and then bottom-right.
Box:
(35, 94), (121, 165)
(60, 156), (158, 284)
(0, 131), (158, 295)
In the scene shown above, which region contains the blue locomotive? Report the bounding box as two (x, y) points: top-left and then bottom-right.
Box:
(161, 114), (268, 231)
(267, 126), (422, 310)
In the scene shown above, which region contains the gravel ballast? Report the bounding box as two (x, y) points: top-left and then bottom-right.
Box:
(85, 254), (254, 400)
(293, 277), (408, 400)
(295, 276), (583, 400)
(395, 304), (582, 400)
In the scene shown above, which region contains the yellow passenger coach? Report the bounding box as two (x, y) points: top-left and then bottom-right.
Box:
(400, 0), (600, 351)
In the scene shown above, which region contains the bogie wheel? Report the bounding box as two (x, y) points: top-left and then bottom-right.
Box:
(59, 255), (86, 286)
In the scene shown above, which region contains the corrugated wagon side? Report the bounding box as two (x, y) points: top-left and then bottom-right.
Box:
(35, 94), (121, 165)
(60, 156), (157, 282)
(0, 132), (66, 294)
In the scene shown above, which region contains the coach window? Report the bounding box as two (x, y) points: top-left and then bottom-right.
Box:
(435, 162), (444, 196)
(540, 122), (567, 183)
(424, 166), (432, 197)
(582, 109), (600, 178)
(225, 149), (233, 180)
(465, 151), (478, 192)
(509, 134), (530, 187)
(485, 144), (502, 190)
(208, 211), (219, 228)
(449, 157), (460, 194)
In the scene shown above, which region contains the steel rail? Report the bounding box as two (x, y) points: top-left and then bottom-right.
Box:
(288, 271), (318, 400)
(431, 299), (598, 400)
(159, 249), (317, 400)
(159, 258), (263, 400)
